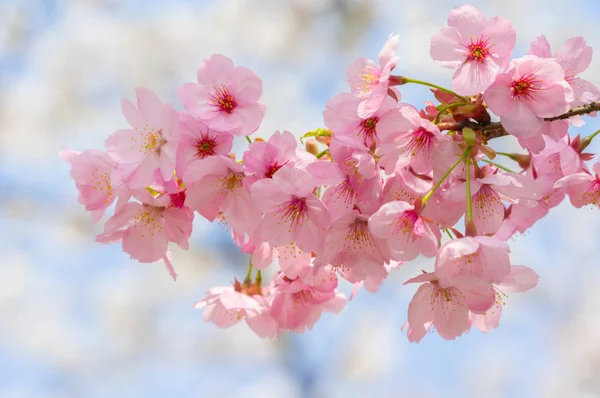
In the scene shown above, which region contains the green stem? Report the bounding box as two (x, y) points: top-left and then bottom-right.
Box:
(244, 262), (253, 284)
(444, 229), (454, 240)
(480, 158), (515, 173)
(434, 102), (467, 124)
(316, 149), (330, 159)
(255, 270), (262, 289)
(465, 149), (473, 223)
(245, 136), (252, 144)
(400, 77), (468, 102)
(422, 151), (468, 206)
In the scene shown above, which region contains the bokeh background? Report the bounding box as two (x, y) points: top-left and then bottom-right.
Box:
(2, 0), (600, 397)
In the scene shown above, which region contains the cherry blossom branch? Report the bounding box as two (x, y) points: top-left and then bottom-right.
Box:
(437, 101), (600, 141)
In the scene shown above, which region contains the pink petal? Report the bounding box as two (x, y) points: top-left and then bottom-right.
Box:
(447, 4), (486, 38)
(430, 27), (465, 68)
(498, 265), (539, 293)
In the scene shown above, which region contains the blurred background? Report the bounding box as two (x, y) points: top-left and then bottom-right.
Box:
(2, 0), (600, 397)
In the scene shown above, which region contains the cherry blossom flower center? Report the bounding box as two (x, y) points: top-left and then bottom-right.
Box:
(431, 283), (465, 313)
(464, 36), (492, 63)
(393, 210), (419, 236)
(209, 84), (238, 113)
(405, 127), (434, 156)
(169, 190), (187, 209)
(91, 168), (113, 203)
(358, 116), (379, 146)
(135, 127), (167, 155)
(583, 178), (600, 206)
(510, 74), (541, 101)
(221, 171), (244, 192)
(344, 219), (376, 255)
(194, 134), (217, 159)
(356, 65), (381, 97)
(276, 197), (308, 229)
(264, 162), (287, 179)
(332, 178), (356, 207)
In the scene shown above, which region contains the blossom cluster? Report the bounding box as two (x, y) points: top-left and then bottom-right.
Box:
(63, 4), (600, 342)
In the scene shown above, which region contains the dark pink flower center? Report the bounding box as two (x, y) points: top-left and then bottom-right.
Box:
(332, 178), (356, 207)
(277, 197), (307, 228)
(344, 219), (376, 255)
(405, 127), (434, 156)
(357, 116), (379, 147)
(209, 84), (238, 113)
(393, 210), (419, 237)
(464, 35), (492, 63)
(169, 190), (187, 209)
(194, 133), (217, 159)
(510, 74), (541, 101)
(583, 178), (600, 206)
(264, 161), (287, 179)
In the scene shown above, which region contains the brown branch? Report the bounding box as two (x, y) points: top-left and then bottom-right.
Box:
(437, 101), (600, 141)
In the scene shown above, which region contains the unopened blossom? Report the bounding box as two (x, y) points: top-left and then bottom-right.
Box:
(555, 160), (600, 208)
(321, 209), (391, 291)
(185, 155), (262, 236)
(269, 267), (346, 333)
(435, 236), (511, 287)
(471, 265), (539, 333)
(529, 35), (600, 107)
(194, 283), (279, 339)
(369, 201), (440, 262)
(347, 34), (400, 117)
(178, 54), (266, 136)
(97, 190), (194, 279)
(105, 88), (182, 189)
(430, 4), (516, 95)
(175, 111), (233, 177)
(322, 93), (400, 149)
(484, 55), (574, 139)
(378, 106), (442, 175)
(243, 130), (297, 179)
(251, 165), (330, 252)
(60, 149), (129, 222)
(404, 271), (495, 342)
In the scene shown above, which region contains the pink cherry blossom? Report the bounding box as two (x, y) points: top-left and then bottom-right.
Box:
(60, 149), (129, 223)
(320, 209), (391, 292)
(322, 93), (400, 149)
(243, 130), (297, 179)
(184, 155), (262, 236)
(555, 161), (600, 208)
(378, 106), (442, 175)
(404, 271), (495, 342)
(382, 169), (432, 204)
(178, 54), (265, 136)
(251, 165), (330, 252)
(269, 268), (346, 333)
(484, 55), (574, 139)
(240, 237), (277, 270)
(430, 4), (516, 95)
(194, 284), (279, 339)
(347, 34), (400, 118)
(471, 265), (539, 333)
(175, 111), (233, 177)
(105, 88), (182, 189)
(435, 236), (511, 287)
(528, 35), (600, 107)
(369, 201), (440, 262)
(97, 190), (194, 278)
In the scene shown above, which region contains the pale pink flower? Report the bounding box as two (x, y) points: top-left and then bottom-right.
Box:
(369, 201), (440, 262)
(178, 54), (265, 136)
(105, 88), (181, 189)
(471, 265), (539, 333)
(251, 165), (330, 252)
(194, 285), (279, 339)
(175, 112), (233, 177)
(484, 55), (574, 139)
(430, 4), (516, 95)
(378, 106), (442, 175)
(382, 169), (432, 204)
(555, 161), (600, 208)
(322, 93), (400, 149)
(528, 35), (600, 107)
(404, 271), (495, 342)
(435, 236), (511, 287)
(533, 135), (586, 181)
(97, 190), (194, 278)
(347, 34), (400, 118)
(269, 268), (346, 333)
(308, 136), (381, 221)
(60, 149), (129, 223)
(243, 130), (297, 179)
(321, 210), (391, 291)
(184, 155), (262, 236)
(240, 237), (277, 270)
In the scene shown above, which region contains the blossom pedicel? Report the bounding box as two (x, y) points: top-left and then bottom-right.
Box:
(63, 4), (600, 342)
